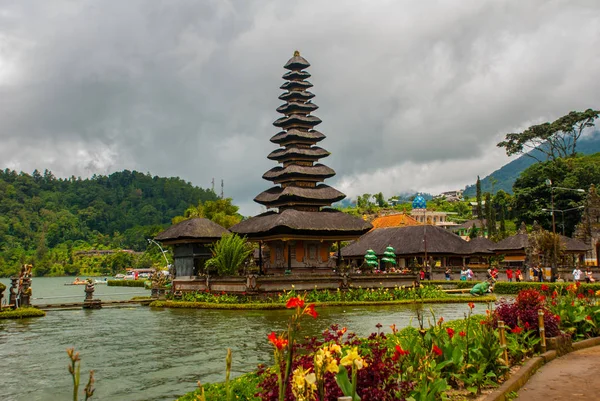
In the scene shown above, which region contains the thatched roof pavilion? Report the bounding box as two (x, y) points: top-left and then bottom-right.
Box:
(230, 51), (371, 273)
(466, 237), (495, 255)
(155, 218), (230, 244)
(155, 218), (230, 277)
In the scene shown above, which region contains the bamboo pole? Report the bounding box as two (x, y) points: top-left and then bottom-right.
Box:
(538, 309), (547, 352)
(498, 320), (509, 366)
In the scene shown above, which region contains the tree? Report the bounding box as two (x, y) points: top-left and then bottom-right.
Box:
(497, 109), (599, 162)
(374, 192), (388, 208)
(468, 223), (479, 239)
(173, 198), (242, 229)
(205, 233), (253, 276)
(476, 176), (483, 220)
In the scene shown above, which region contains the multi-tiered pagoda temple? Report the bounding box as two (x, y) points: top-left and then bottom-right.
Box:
(231, 51), (371, 273)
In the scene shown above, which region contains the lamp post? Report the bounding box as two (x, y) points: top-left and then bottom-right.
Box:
(544, 180), (585, 280)
(147, 238), (171, 268)
(541, 206), (585, 236)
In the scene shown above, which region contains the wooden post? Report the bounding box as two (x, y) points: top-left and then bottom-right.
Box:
(258, 242), (263, 275)
(498, 320), (509, 366)
(538, 309), (547, 352)
(337, 240), (342, 268)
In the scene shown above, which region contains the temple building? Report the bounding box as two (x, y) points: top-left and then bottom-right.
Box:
(230, 51), (371, 273)
(409, 194), (457, 229)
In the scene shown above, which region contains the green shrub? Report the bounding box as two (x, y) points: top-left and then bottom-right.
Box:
(107, 280), (147, 287)
(422, 280), (481, 289)
(494, 281), (600, 295)
(177, 372), (261, 401)
(0, 307), (46, 319)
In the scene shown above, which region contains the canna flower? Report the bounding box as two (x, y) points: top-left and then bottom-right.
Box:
(459, 331), (466, 337)
(446, 327), (455, 339)
(586, 315), (593, 321)
(555, 314), (561, 321)
(286, 297), (305, 309)
(541, 284), (549, 291)
(511, 326), (523, 334)
(303, 303), (318, 318)
(589, 289), (595, 296)
(432, 344), (443, 356)
(595, 290), (600, 297)
(578, 293), (585, 299)
(291, 366), (316, 401)
(552, 290), (558, 299)
(267, 331), (288, 350)
(390, 324), (398, 334)
(391, 344), (410, 361)
(468, 302), (475, 309)
(340, 347), (368, 370)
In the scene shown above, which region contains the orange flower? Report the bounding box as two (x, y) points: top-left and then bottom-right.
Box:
(267, 331), (289, 350)
(286, 297), (305, 309)
(303, 303), (318, 319)
(390, 324), (398, 334)
(468, 302), (475, 309)
(459, 331), (466, 337)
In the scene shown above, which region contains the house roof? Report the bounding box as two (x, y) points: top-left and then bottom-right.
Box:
(230, 208), (372, 239)
(155, 218), (230, 243)
(370, 213), (421, 230)
(341, 225), (470, 257)
(491, 233), (590, 253)
(452, 219), (487, 231)
(466, 236), (495, 254)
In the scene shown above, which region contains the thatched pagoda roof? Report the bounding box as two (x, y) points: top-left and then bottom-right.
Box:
(280, 80), (313, 91)
(273, 114), (322, 129)
(262, 164), (335, 182)
(284, 52), (310, 70)
(466, 237), (495, 255)
(155, 218), (229, 243)
(254, 184), (345, 207)
(279, 90), (315, 102)
(282, 70), (310, 80)
(270, 129), (325, 144)
(341, 225), (470, 258)
(267, 146), (330, 161)
(230, 209), (372, 239)
(276, 101), (318, 115)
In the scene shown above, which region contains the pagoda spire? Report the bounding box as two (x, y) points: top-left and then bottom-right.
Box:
(254, 52), (345, 212)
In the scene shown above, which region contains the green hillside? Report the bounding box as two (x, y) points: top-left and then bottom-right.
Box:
(0, 169), (217, 276)
(464, 131), (600, 197)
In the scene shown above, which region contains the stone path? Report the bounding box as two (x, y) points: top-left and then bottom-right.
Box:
(516, 345), (600, 400)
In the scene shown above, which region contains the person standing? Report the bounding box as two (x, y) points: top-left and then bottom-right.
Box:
(532, 265), (540, 282)
(506, 268), (514, 282)
(445, 267), (452, 281)
(515, 268), (522, 282)
(467, 268), (474, 281)
(573, 267), (583, 282)
(460, 267), (468, 281)
(585, 267), (595, 283)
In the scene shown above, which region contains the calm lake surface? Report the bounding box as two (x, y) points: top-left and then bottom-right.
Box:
(0, 277), (493, 401)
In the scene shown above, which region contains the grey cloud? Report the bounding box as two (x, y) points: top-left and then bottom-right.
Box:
(1, 0), (599, 215)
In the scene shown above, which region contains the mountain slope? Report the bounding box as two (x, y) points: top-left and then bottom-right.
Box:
(463, 131), (600, 197)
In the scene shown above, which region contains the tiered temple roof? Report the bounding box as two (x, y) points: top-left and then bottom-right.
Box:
(254, 51), (345, 211)
(231, 52), (371, 240)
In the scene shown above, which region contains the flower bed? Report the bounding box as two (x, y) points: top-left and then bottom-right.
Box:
(175, 283), (600, 401)
(494, 281), (600, 294)
(0, 307), (46, 320)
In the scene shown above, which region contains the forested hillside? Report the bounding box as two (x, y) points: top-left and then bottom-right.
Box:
(0, 169), (217, 276)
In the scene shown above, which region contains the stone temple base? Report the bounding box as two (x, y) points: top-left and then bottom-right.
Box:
(83, 299), (102, 309)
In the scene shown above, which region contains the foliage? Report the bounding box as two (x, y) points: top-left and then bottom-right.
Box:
(493, 289), (560, 337)
(0, 307), (46, 319)
(528, 228), (564, 265)
(67, 348), (95, 401)
(493, 281), (600, 294)
(106, 280), (148, 287)
(545, 282), (600, 339)
(205, 234), (253, 276)
(512, 154), (598, 236)
(177, 373), (262, 401)
(172, 198), (242, 228)
(0, 168), (217, 277)
(497, 109), (599, 161)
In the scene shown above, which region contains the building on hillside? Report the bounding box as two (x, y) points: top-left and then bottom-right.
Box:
(230, 52), (372, 274)
(434, 190), (464, 202)
(470, 201), (486, 218)
(452, 219), (488, 238)
(409, 194), (458, 229)
(154, 218), (230, 277)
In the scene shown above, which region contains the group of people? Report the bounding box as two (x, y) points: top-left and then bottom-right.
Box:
(572, 266), (596, 283)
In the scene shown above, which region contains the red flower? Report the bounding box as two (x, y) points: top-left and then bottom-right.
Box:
(391, 344), (410, 360)
(267, 332), (288, 350)
(541, 284), (549, 291)
(459, 331), (466, 337)
(576, 281), (581, 288)
(552, 301), (557, 306)
(524, 322), (530, 330)
(577, 293), (585, 299)
(468, 302), (475, 309)
(446, 327), (455, 339)
(552, 291), (558, 299)
(589, 289), (595, 296)
(555, 314), (561, 321)
(586, 315), (593, 321)
(303, 303), (318, 319)
(511, 326), (523, 334)
(432, 344), (443, 356)
(571, 301), (575, 306)
(437, 317), (444, 325)
(286, 297), (305, 309)
(267, 331), (288, 350)
(480, 320), (488, 325)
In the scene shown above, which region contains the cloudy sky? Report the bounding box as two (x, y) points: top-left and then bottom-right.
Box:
(1, 0), (599, 215)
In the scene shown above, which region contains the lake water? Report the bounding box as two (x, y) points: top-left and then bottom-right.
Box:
(0, 277), (492, 401)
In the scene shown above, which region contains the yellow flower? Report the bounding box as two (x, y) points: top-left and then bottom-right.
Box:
(325, 358), (339, 374)
(340, 347), (368, 370)
(595, 290), (600, 297)
(329, 344), (342, 355)
(291, 367), (316, 401)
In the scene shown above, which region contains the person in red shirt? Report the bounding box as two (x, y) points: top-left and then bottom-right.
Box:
(491, 268), (499, 280)
(515, 268), (522, 282)
(420, 269), (425, 280)
(506, 268), (514, 282)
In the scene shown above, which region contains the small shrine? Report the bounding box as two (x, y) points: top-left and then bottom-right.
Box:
(231, 51), (371, 273)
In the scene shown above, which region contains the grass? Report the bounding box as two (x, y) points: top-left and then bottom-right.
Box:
(0, 307), (46, 319)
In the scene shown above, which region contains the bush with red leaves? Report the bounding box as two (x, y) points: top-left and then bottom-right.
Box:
(494, 289), (560, 337)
